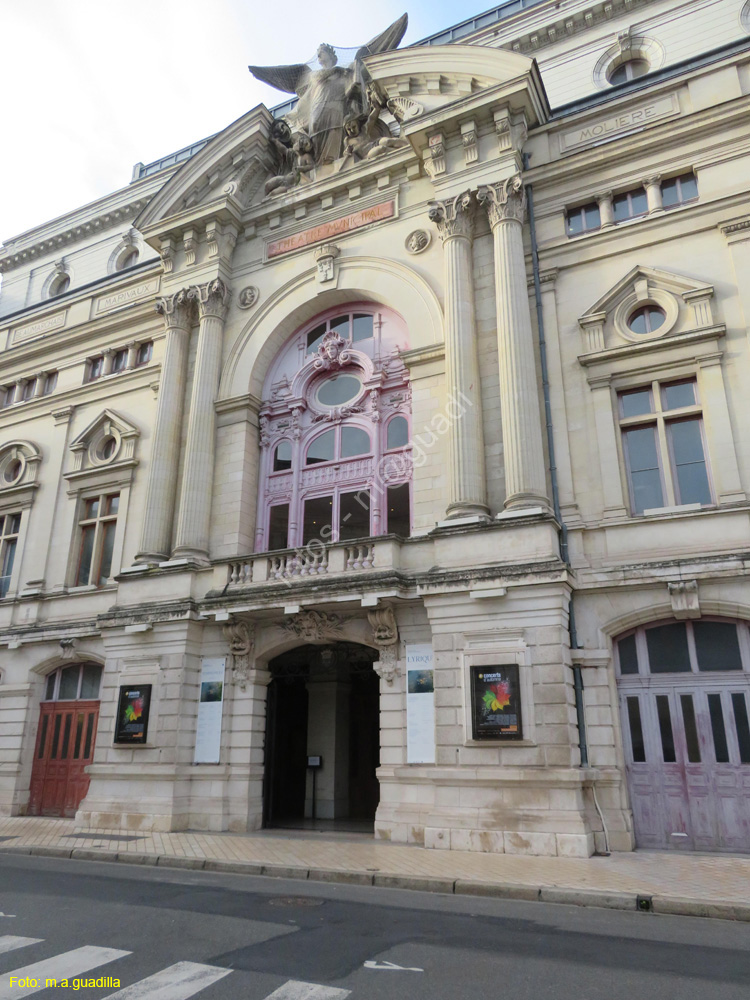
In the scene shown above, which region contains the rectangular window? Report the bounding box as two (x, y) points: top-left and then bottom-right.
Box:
(566, 202), (600, 236)
(386, 483), (410, 536)
(708, 693), (730, 763)
(42, 372), (58, 395)
(626, 697), (646, 762)
(731, 693), (750, 764)
(0, 386), (14, 409)
(339, 490), (370, 540)
(88, 356), (104, 381)
(662, 173), (698, 209)
(22, 379), (37, 401)
(268, 504), (289, 551)
(680, 695), (702, 763)
(619, 377), (712, 515)
(656, 695), (676, 763)
(302, 495), (333, 546)
(74, 492), (119, 587)
(0, 513), (21, 598)
(135, 342), (153, 366)
(112, 349), (128, 373)
(613, 187), (648, 222)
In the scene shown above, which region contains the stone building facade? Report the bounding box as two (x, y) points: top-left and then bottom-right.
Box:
(1, 0), (750, 856)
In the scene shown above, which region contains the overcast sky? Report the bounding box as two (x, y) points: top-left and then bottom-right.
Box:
(1, 0), (476, 245)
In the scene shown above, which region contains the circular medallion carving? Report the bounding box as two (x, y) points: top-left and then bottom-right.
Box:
(238, 286), (260, 309)
(405, 229), (431, 254)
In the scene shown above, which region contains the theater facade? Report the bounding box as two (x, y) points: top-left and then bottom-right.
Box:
(1, 0), (750, 856)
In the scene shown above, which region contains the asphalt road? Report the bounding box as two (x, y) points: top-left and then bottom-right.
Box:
(0, 853), (748, 1000)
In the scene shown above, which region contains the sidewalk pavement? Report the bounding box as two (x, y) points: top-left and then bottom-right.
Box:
(1, 815), (749, 922)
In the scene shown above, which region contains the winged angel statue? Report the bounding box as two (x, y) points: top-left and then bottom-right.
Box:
(249, 13), (408, 169)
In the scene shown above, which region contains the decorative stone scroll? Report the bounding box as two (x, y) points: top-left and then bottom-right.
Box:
(428, 190), (475, 242)
(196, 277), (230, 320)
(154, 287), (197, 330)
(223, 618), (255, 690)
(368, 605), (400, 685)
(312, 329), (353, 371)
(668, 580), (700, 620)
(476, 174), (526, 228)
(59, 638), (78, 660)
(281, 610), (346, 642)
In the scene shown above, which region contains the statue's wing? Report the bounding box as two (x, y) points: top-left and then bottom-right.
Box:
(356, 12), (408, 60)
(248, 63), (309, 95)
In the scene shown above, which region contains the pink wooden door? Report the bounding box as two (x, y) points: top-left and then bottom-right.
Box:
(29, 701), (99, 818)
(620, 683), (750, 852)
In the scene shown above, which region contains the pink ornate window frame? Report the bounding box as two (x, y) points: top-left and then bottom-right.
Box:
(256, 303), (412, 551)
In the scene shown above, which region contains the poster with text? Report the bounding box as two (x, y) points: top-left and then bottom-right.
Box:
(406, 644), (435, 764)
(114, 685), (152, 744)
(470, 664), (523, 741)
(194, 658), (226, 764)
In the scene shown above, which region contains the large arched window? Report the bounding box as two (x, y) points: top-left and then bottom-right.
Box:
(257, 304), (412, 550)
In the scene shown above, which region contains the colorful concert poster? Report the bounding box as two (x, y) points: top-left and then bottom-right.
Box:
(470, 665), (523, 741)
(114, 685), (152, 744)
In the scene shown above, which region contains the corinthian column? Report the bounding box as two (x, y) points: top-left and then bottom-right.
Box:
(135, 288), (196, 564)
(428, 191), (489, 519)
(172, 278), (230, 562)
(477, 176), (551, 511)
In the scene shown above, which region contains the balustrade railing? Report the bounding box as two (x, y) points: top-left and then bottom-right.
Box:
(224, 539), (378, 587)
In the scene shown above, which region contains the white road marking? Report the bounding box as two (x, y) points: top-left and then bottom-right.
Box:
(0, 915), (15, 919)
(0, 937), (41, 955)
(0, 945), (130, 999)
(364, 960), (424, 971)
(101, 961), (232, 999)
(264, 981), (351, 1000)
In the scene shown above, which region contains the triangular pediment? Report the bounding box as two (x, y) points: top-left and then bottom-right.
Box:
(68, 409), (140, 474)
(134, 105), (275, 235)
(581, 265), (714, 319)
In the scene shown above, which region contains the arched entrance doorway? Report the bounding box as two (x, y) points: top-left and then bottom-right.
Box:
(616, 618), (750, 852)
(29, 662), (102, 817)
(263, 642), (380, 831)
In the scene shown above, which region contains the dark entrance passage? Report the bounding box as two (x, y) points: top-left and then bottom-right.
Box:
(264, 643), (380, 831)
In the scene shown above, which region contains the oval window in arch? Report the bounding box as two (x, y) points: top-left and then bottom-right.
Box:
(316, 374), (361, 407)
(306, 430), (335, 465)
(387, 415), (409, 450)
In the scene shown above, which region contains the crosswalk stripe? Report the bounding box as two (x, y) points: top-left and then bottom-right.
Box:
(0, 938), (42, 956)
(263, 982), (351, 1000)
(100, 961), (232, 999)
(0, 945), (130, 999)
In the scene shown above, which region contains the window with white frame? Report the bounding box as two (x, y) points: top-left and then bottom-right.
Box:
(619, 378), (712, 514)
(43, 662), (103, 702)
(257, 304), (412, 551)
(0, 513), (21, 598)
(74, 492), (119, 586)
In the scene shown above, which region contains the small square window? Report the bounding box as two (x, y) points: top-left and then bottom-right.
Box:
(566, 202), (600, 236)
(42, 372), (58, 395)
(112, 349), (128, 373)
(88, 356), (104, 381)
(22, 379), (36, 401)
(135, 342), (153, 366)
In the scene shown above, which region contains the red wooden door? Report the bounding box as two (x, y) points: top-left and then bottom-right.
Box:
(620, 683), (750, 852)
(29, 701), (99, 817)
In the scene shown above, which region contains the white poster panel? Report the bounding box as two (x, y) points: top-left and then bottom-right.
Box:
(406, 643), (435, 764)
(193, 657), (226, 764)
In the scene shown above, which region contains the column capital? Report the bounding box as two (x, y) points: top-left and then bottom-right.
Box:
(477, 174), (526, 228)
(155, 287), (197, 329)
(196, 277), (231, 320)
(428, 190), (475, 243)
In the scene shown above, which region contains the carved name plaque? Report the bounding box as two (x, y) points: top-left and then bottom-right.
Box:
(267, 201), (395, 258)
(560, 94), (679, 153)
(95, 277), (160, 315)
(12, 311), (67, 344)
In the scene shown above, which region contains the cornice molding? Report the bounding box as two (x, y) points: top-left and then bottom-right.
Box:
(504, 0), (658, 57)
(0, 197), (151, 274)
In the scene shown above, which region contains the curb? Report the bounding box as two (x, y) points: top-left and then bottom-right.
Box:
(3, 844), (749, 923)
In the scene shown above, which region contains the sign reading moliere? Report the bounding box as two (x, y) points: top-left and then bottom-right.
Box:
(267, 201), (395, 257)
(560, 94), (679, 152)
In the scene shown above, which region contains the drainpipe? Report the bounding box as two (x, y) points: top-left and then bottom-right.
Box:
(523, 154), (588, 769)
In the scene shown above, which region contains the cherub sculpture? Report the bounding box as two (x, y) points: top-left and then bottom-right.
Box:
(343, 93), (408, 162)
(249, 14), (408, 165)
(265, 132), (315, 196)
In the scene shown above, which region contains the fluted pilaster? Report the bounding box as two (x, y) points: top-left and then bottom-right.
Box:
(135, 288), (196, 564)
(172, 278), (230, 562)
(477, 176), (551, 511)
(428, 191), (489, 518)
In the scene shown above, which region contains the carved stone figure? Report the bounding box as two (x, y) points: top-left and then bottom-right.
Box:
(265, 133), (315, 196)
(374, 644), (400, 685)
(223, 618), (255, 690)
(343, 95), (408, 162)
(312, 329), (352, 371)
(367, 605), (398, 646)
(281, 609), (346, 642)
(249, 14), (408, 166)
